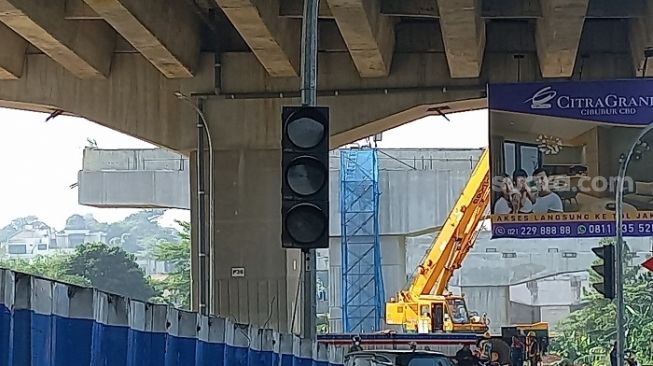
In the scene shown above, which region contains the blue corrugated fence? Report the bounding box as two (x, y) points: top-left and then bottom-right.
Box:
(0, 269), (345, 366)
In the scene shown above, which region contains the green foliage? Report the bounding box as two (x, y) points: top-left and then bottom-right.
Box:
(68, 243), (158, 301)
(551, 238), (653, 366)
(0, 254), (89, 287)
(317, 314), (329, 334)
(151, 221), (191, 309)
(103, 209), (179, 253)
(0, 243), (157, 301)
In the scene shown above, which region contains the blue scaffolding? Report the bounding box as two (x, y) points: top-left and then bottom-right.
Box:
(340, 148), (385, 333)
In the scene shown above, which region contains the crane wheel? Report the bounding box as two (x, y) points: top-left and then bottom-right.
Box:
(488, 338), (511, 366)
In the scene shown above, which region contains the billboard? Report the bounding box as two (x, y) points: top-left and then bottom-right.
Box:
(489, 79), (653, 239)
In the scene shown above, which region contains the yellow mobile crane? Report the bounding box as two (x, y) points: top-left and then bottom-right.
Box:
(385, 149), (491, 334)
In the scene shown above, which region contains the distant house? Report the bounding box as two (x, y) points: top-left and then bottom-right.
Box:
(3, 224), (55, 258)
(54, 214), (107, 248)
(54, 229), (106, 248)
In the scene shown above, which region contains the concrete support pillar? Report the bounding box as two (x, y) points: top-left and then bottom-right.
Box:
(189, 100), (302, 333)
(211, 147), (301, 333)
(460, 286), (510, 335)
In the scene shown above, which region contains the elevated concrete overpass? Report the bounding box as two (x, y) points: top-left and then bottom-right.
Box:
(2, 0), (653, 333)
(78, 147), (653, 333)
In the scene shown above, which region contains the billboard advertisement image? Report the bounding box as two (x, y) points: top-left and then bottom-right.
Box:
(489, 79), (653, 239)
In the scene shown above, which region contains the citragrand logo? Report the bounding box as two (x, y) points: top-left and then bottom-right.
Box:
(523, 85), (653, 117)
(524, 86), (557, 109)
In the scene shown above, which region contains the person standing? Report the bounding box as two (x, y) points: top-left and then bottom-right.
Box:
(525, 332), (540, 366)
(478, 332), (494, 366)
(510, 336), (525, 366)
(456, 344), (477, 366)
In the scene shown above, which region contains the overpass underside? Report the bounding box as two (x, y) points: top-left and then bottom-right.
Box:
(0, 0), (651, 333)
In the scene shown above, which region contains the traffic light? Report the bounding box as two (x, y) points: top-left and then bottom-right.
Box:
(281, 106), (329, 250)
(591, 244), (615, 299)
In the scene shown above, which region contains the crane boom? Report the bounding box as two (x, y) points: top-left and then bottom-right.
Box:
(405, 148), (490, 299)
(386, 148), (491, 333)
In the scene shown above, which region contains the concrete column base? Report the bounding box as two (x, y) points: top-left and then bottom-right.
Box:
(191, 147), (302, 333)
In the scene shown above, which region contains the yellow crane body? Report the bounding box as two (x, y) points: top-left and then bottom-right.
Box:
(385, 148), (491, 333)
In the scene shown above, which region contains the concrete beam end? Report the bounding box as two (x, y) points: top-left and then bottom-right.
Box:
(82, 0), (201, 79)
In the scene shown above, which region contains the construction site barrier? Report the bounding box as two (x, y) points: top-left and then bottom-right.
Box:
(318, 332), (477, 356)
(0, 269), (345, 366)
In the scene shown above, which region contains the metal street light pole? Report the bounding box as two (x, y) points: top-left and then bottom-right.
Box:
(300, 0), (319, 339)
(615, 121), (653, 366)
(175, 92), (215, 315)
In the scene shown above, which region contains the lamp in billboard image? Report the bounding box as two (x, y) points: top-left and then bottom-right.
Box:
(536, 134), (562, 155)
(488, 79), (653, 239)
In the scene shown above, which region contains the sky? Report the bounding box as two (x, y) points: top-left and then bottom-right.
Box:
(0, 107), (488, 230)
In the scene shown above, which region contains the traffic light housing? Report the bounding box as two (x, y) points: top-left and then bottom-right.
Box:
(591, 244), (615, 299)
(281, 106), (329, 250)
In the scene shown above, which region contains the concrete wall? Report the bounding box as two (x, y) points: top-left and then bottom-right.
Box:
(329, 148), (483, 236)
(459, 286), (511, 335)
(451, 232), (653, 287)
(0, 268), (345, 365)
(509, 301), (540, 325)
(327, 148), (482, 332)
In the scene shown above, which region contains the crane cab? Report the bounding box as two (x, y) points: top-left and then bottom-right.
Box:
(386, 294), (489, 334)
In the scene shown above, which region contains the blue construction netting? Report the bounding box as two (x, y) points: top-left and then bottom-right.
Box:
(339, 148), (385, 333)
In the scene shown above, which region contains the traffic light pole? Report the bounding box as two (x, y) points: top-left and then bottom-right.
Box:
(300, 0), (319, 339)
(615, 121), (653, 366)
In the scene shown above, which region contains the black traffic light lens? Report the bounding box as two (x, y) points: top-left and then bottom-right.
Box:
(287, 116), (325, 149)
(286, 156), (327, 196)
(286, 204), (327, 244)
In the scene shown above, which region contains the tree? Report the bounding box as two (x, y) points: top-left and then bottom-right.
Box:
(0, 243), (157, 301)
(551, 238), (653, 366)
(0, 254), (88, 287)
(104, 209), (179, 253)
(67, 243), (158, 301)
(152, 221), (190, 309)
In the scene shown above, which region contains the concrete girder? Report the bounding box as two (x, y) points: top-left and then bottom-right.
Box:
(0, 23), (26, 79)
(83, 0), (201, 78)
(214, 0), (299, 77)
(0, 0), (115, 79)
(436, 0), (487, 79)
(64, 0), (100, 20)
(0, 53), (200, 151)
(378, 0), (644, 19)
(325, 0), (395, 77)
(628, 2), (653, 77)
(535, 0), (589, 78)
(279, 0), (333, 18)
(381, 0), (440, 18)
(216, 49), (633, 144)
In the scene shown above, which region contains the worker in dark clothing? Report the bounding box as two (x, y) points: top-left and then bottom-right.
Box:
(510, 336), (525, 366)
(478, 332), (494, 366)
(525, 332), (539, 366)
(541, 337), (549, 356)
(348, 336), (363, 353)
(455, 344), (477, 366)
(610, 342), (617, 366)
